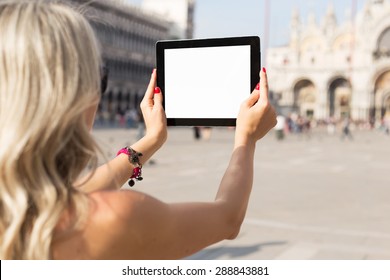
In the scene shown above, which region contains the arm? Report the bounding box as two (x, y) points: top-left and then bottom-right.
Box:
(75, 69), (277, 260)
(75, 70), (167, 192)
(215, 68), (277, 237)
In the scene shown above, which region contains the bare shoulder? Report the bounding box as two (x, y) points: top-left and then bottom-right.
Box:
(53, 187), (231, 260)
(52, 190), (171, 260)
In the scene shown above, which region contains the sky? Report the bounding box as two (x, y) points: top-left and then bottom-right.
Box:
(125, 0), (366, 47)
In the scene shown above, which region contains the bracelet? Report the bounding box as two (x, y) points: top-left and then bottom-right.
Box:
(116, 146), (143, 187)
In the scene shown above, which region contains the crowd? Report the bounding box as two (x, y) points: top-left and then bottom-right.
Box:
(272, 112), (390, 141)
(94, 109), (390, 141)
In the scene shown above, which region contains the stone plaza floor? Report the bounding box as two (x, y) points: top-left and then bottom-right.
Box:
(92, 127), (390, 260)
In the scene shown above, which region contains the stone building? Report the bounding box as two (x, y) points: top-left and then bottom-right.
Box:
(64, 0), (195, 124)
(267, 0), (390, 124)
(142, 0), (196, 38)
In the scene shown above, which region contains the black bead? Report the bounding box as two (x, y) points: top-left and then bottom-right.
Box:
(138, 177), (143, 181)
(128, 180), (135, 187)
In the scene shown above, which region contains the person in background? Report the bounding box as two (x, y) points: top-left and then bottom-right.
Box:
(136, 106), (145, 140)
(275, 115), (286, 141)
(341, 116), (353, 141)
(193, 126), (201, 140)
(384, 115), (390, 135)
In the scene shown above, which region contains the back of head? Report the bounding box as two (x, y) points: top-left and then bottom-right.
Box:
(0, 0), (102, 259)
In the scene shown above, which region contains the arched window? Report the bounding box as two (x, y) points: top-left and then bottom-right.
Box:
(374, 27), (390, 59)
(328, 78), (352, 119)
(293, 79), (317, 118)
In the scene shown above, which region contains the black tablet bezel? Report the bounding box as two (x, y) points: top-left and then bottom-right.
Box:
(156, 36), (261, 127)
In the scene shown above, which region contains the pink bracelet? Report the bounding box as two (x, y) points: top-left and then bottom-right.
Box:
(117, 146), (143, 187)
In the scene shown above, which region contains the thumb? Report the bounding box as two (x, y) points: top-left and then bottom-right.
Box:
(243, 85), (260, 108)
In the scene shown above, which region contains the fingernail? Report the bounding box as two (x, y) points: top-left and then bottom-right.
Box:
(255, 83), (260, 90)
(262, 67), (267, 73)
(154, 87), (161, 94)
(152, 69), (156, 74)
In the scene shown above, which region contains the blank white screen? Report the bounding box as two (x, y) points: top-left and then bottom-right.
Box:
(165, 45), (250, 119)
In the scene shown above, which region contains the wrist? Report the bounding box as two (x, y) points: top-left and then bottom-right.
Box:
(145, 130), (167, 148)
(234, 132), (256, 149)
(145, 129), (168, 146)
(116, 147), (143, 187)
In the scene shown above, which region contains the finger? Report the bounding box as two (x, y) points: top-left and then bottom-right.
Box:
(244, 86), (260, 107)
(153, 86), (163, 107)
(143, 69), (157, 102)
(259, 67), (269, 103)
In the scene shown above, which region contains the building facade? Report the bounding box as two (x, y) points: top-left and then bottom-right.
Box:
(142, 0), (196, 39)
(63, 0), (195, 125)
(67, 0), (170, 119)
(267, 0), (390, 124)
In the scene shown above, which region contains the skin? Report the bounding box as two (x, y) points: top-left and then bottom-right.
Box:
(52, 68), (277, 260)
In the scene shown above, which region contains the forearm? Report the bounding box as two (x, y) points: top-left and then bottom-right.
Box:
(75, 134), (164, 192)
(131, 134), (164, 166)
(215, 139), (256, 233)
(75, 69), (167, 193)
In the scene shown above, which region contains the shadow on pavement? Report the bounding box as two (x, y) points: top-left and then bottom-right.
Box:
(185, 241), (287, 260)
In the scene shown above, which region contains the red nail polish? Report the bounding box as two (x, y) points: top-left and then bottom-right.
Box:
(154, 87), (161, 94)
(262, 67), (267, 73)
(255, 83), (260, 90)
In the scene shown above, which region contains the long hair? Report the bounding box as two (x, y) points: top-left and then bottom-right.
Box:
(0, 1), (102, 259)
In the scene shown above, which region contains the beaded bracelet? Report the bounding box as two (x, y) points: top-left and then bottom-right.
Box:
(116, 146), (143, 187)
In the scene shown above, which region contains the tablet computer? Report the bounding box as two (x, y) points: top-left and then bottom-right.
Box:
(156, 36), (260, 126)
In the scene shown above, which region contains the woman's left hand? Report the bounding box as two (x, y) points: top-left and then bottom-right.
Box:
(140, 69), (167, 147)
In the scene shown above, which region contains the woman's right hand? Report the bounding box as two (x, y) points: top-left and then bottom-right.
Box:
(235, 68), (277, 146)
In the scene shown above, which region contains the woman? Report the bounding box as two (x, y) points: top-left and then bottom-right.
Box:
(0, 1), (276, 259)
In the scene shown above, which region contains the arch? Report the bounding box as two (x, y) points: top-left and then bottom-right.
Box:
(328, 77), (352, 119)
(292, 79), (317, 118)
(116, 91), (127, 115)
(374, 27), (390, 59)
(332, 33), (353, 51)
(126, 92), (131, 110)
(374, 70), (390, 91)
(134, 91), (142, 109)
(378, 27), (390, 50)
(107, 90), (113, 103)
(384, 94), (390, 118)
(369, 14), (390, 57)
(373, 70), (390, 120)
(300, 35), (325, 53)
(105, 90), (114, 120)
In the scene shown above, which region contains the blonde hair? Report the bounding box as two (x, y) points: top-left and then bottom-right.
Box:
(0, 0), (102, 259)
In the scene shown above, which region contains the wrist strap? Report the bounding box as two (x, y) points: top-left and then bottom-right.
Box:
(116, 146), (143, 187)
